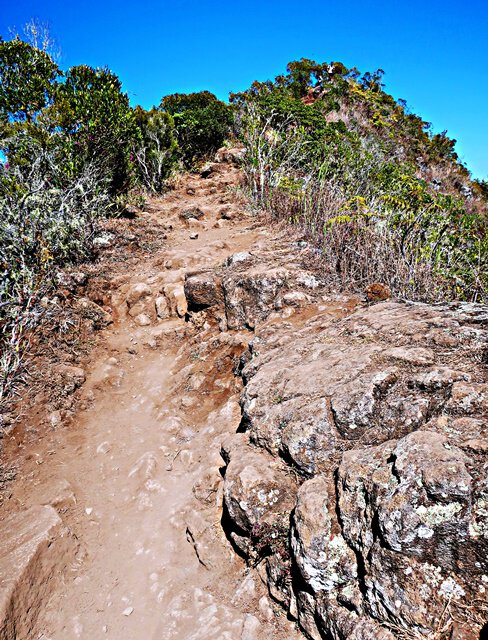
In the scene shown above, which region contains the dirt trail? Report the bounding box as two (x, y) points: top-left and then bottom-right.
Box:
(0, 160), (303, 639)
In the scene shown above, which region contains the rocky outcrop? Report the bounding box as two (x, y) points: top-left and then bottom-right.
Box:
(219, 298), (488, 639)
(214, 146), (246, 165)
(184, 250), (327, 331)
(336, 431), (480, 634)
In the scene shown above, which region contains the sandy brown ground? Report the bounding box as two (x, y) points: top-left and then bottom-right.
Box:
(0, 161), (304, 639)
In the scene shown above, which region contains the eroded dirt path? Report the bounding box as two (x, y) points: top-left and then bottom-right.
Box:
(0, 159), (303, 639)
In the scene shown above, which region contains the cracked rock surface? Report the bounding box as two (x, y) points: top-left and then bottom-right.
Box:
(219, 299), (487, 639)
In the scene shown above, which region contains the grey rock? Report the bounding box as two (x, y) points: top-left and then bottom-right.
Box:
(134, 313), (152, 326)
(163, 284), (187, 318)
(184, 272), (223, 310)
(215, 147), (246, 164)
(155, 295), (170, 319)
(55, 364), (86, 392)
(221, 298), (487, 638)
(337, 430), (480, 631)
(292, 476), (357, 594)
(226, 252), (253, 267)
(223, 268), (289, 330)
(92, 232), (115, 248)
(222, 440), (297, 535)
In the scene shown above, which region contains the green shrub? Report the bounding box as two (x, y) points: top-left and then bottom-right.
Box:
(51, 65), (141, 194)
(161, 91), (232, 166)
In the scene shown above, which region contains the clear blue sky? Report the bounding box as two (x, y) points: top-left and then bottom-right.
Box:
(1, 0), (487, 179)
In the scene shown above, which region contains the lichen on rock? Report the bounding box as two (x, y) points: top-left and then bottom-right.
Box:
(220, 297), (488, 640)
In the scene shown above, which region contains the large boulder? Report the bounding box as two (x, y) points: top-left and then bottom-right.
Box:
(221, 299), (487, 639)
(337, 430), (484, 634)
(222, 436), (297, 535)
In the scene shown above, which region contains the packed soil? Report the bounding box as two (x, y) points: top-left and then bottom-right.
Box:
(0, 160), (304, 639)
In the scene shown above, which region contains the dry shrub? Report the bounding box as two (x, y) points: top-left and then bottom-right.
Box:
(268, 186), (462, 301)
(238, 103), (486, 303)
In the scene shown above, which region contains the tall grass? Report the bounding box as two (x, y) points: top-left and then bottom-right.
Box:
(239, 104), (487, 302)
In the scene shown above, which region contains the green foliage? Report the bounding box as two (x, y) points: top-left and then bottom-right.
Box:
(0, 39), (141, 195)
(161, 91), (232, 166)
(235, 59), (487, 302)
(0, 36), (143, 404)
(51, 65), (140, 193)
(161, 90), (219, 114)
(232, 55), (464, 169)
(0, 37), (60, 125)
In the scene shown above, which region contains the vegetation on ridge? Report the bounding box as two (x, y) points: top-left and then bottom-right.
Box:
(231, 59), (487, 302)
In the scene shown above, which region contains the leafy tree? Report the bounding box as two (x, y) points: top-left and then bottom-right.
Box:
(430, 130), (458, 161)
(0, 38), (63, 190)
(162, 90), (219, 114)
(0, 37), (60, 125)
(161, 91), (232, 166)
(285, 58), (320, 98)
(360, 68), (385, 92)
(51, 65), (140, 193)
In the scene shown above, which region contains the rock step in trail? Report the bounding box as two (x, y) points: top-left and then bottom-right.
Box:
(0, 150), (487, 640)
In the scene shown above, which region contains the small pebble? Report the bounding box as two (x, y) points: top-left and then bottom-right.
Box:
(122, 607), (134, 616)
(85, 507), (93, 515)
(189, 233), (199, 240)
